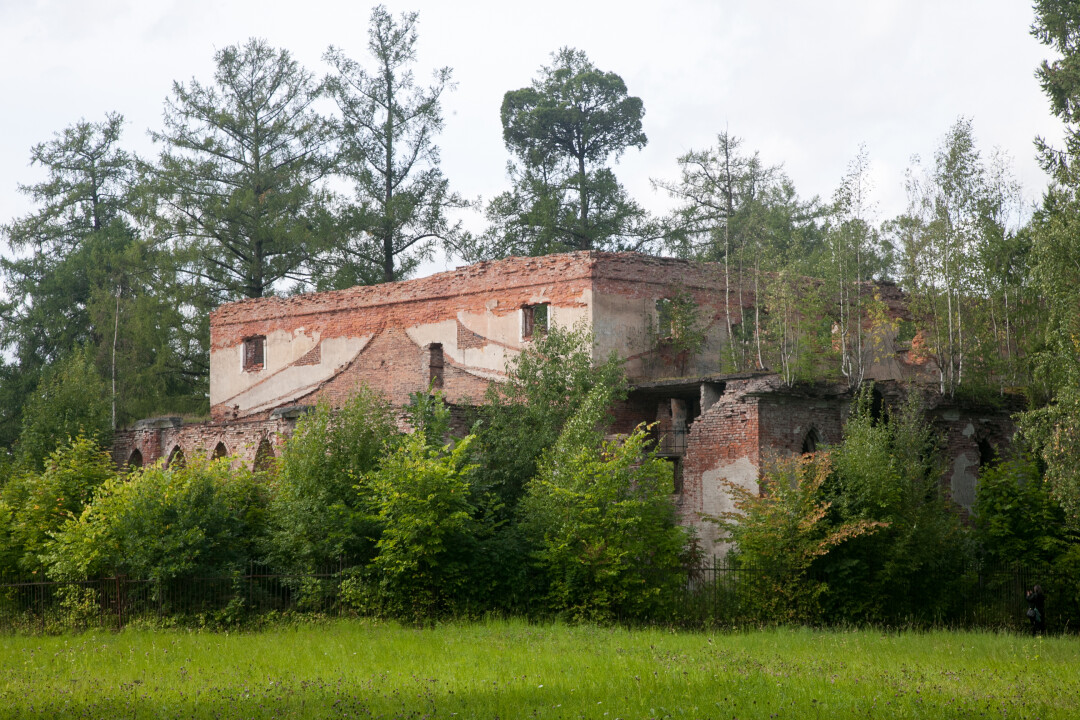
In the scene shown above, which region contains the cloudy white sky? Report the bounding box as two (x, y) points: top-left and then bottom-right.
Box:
(0, 0), (1062, 278)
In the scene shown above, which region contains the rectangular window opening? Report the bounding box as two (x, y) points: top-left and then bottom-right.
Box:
(669, 457), (684, 495)
(656, 298), (674, 339)
(429, 343), (444, 390)
(243, 336), (265, 371)
(522, 303), (549, 340)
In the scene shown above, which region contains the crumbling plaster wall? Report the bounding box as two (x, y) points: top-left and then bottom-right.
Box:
(589, 255), (752, 381)
(209, 254), (601, 419)
(111, 416), (297, 471)
(933, 404), (1018, 512)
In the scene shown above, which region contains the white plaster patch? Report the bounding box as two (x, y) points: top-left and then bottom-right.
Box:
(210, 327), (322, 405)
(962, 423), (975, 437)
(219, 335), (371, 414)
(406, 320), (459, 356)
(950, 452), (978, 511)
(696, 456), (758, 559)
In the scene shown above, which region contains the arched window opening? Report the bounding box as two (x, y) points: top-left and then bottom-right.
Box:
(801, 428), (820, 455)
(978, 438), (997, 468)
(870, 387), (885, 425)
(253, 438), (275, 473)
(211, 442), (229, 460)
(127, 449), (143, 468)
(166, 446), (185, 469)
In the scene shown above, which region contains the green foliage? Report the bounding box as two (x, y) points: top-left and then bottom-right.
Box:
(0, 114), (207, 441)
(0, 436), (116, 576)
(475, 47), (656, 257)
(150, 38), (331, 300)
(318, 6), (466, 285)
(473, 322), (626, 509)
(15, 351), (111, 472)
(651, 287), (707, 376)
(362, 433), (478, 618)
(267, 388), (398, 574)
(892, 118), (1033, 397)
(521, 385), (687, 621)
(405, 387), (453, 447)
(1020, 386), (1080, 535)
(45, 456), (266, 581)
(657, 132), (827, 374)
(720, 453), (884, 623)
(974, 454), (1067, 565)
(818, 386), (971, 622)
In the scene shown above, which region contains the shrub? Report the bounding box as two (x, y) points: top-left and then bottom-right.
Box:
(974, 454), (1068, 566)
(819, 386), (972, 623)
(720, 453), (884, 624)
(0, 436), (116, 575)
(44, 455), (266, 581)
(521, 385), (687, 621)
(266, 387), (398, 574)
(14, 351), (111, 472)
(361, 431), (479, 618)
(474, 322), (626, 509)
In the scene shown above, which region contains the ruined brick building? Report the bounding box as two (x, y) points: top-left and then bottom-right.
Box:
(112, 252), (1016, 556)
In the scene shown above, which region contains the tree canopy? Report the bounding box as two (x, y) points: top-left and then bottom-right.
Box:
(473, 48), (655, 258)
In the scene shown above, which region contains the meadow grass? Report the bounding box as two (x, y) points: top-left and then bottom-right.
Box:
(0, 619), (1075, 718)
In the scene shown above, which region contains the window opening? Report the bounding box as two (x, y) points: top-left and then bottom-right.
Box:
(522, 304), (549, 339)
(166, 446), (185, 469)
(656, 298), (674, 339)
(211, 442), (229, 460)
(429, 343), (444, 389)
(978, 438), (997, 467)
(127, 449), (143, 468)
(801, 427), (820, 454)
(870, 387), (885, 425)
(668, 457), (684, 494)
(254, 438), (275, 472)
(243, 336), (265, 370)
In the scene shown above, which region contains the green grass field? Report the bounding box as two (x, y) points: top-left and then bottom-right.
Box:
(0, 620), (1074, 719)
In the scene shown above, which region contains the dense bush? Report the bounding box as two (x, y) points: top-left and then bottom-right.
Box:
(360, 432), (479, 618)
(265, 387), (398, 574)
(14, 351), (111, 472)
(818, 387), (972, 623)
(521, 385), (688, 621)
(44, 456), (266, 581)
(720, 453), (884, 623)
(0, 436), (115, 576)
(720, 386), (977, 624)
(473, 322), (626, 509)
(974, 454), (1068, 566)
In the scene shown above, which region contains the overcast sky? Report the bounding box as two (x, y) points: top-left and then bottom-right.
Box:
(0, 0), (1062, 280)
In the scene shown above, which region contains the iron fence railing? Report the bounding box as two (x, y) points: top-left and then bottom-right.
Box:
(668, 559), (1076, 631)
(0, 560), (1070, 633)
(0, 563), (348, 633)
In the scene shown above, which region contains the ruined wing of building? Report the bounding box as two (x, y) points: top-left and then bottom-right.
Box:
(112, 251), (1017, 557)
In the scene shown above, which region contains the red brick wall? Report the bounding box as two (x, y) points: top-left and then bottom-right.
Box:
(112, 417), (296, 471)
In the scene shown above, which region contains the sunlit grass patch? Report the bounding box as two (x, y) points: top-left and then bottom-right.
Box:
(0, 620), (1074, 718)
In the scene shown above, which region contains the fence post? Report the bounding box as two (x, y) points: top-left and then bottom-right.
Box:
(115, 576), (123, 629)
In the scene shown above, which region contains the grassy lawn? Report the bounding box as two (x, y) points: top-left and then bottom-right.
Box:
(0, 619), (1074, 719)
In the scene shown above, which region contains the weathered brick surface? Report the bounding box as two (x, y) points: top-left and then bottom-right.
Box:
(112, 417), (295, 471)
(113, 252), (1020, 559)
(210, 253), (597, 351)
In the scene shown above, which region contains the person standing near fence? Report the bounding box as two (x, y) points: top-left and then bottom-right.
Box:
(1026, 584), (1046, 635)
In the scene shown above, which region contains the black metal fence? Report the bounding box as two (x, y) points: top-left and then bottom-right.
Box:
(0, 563), (349, 633)
(0, 560), (1071, 633)
(669, 559), (1077, 631)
